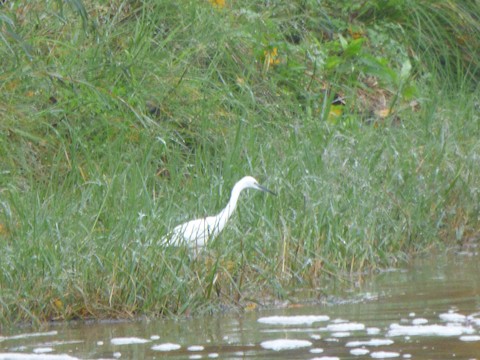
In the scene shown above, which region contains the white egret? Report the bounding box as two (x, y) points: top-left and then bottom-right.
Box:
(163, 176), (275, 250)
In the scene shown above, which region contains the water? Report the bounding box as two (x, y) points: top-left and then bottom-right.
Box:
(1, 251), (479, 359)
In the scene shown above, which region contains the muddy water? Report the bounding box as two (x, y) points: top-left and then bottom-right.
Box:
(1, 251), (479, 359)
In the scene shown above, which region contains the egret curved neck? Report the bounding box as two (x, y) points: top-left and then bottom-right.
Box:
(215, 187), (241, 228)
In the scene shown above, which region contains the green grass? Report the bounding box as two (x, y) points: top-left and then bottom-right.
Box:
(0, 0), (479, 326)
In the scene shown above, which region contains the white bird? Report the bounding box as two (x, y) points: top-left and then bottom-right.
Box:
(163, 176), (275, 250)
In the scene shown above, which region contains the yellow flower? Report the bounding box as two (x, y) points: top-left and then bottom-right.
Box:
(53, 298), (64, 310)
(209, 0), (225, 8)
(375, 108), (391, 118)
(0, 223), (8, 236)
(348, 26), (365, 40)
(264, 47), (280, 66)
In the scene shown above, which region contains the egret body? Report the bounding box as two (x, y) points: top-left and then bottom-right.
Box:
(164, 176), (275, 249)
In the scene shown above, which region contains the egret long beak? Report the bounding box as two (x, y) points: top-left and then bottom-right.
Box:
(256, 183), (277, 196)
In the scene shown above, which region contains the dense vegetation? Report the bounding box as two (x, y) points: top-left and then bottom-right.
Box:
(1, 0), (479, 326)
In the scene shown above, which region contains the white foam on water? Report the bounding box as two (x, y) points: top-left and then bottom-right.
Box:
(261, 328), (317, 333)
(207, 353), (219, 358)
(110, 337), (150, 345)
(350, 348), (369, 356)
(324, 338), (339, 342)
(150, 335), (160, 340)
(468, 318), (480, 326)
(33, 348), (53, 354)
(467, 312), (480, 321)
(310, 356), (340, 360)
(331, 332), (351, 337)
(412, 318), (428, 325)
(310, 334), (321, 340)
(309, 348), (324, 353)
(367, 327), (381, 335)
(0, 355), (79, 360)
(327, 322), (365, 332)
(371, 351), (400, 358)
(459, 335), (480, 342)
(36, 340), (83, 347)
(331, 318), (348, 323)
(346, 339), (394, 347)
(189, 355), (202, 359)
(96, 341), (104, 346)
(9, 346), (27, 352)
(0, 331), (58, 342)
(408, 312), (415, 317)
(439, 312), (467, 323)
(188, 345), (205, 351)
(325, 338), (338, 342)
(113, 352), (121, 358)
(260, 339), (312, 351)
(257, 315), (330, 325)
(151, 343), (181, 351)
(388, 323), (474, 337)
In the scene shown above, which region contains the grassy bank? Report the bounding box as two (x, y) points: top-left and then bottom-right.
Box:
(1, 0), (479, 325)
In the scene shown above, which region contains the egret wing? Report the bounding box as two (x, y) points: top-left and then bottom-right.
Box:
(169, 218), (211, 247)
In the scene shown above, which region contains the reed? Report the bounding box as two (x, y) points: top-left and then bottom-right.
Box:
(0, 0), (478, 325)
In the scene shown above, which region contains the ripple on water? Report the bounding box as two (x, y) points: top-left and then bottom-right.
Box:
(0, 355), (79, 360)
(0, 331), (58, 342)
(257, 315), (330, 325)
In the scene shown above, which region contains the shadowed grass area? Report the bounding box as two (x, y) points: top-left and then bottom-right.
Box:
(0, 0), (479, 325)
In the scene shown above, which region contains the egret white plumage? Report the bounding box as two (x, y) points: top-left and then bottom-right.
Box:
(163, 176), (275, 250)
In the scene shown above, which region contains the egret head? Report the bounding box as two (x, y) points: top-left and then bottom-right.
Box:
(238, 176), (276, 195)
